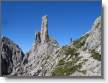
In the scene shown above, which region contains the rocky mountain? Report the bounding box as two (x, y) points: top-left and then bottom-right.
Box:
(0, 16), (102, 77)
(0, 37), (24, 76)
(21, 16), (60, 76)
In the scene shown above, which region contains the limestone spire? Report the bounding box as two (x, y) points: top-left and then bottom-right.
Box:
(41, 15), (49, 43)
(35, 15), (49, 44)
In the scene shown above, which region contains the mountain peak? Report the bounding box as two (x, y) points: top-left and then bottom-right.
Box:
(92, 16), (101, 31)
(35, 15), (49, 44)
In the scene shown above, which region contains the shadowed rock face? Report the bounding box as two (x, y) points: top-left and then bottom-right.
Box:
(1, 37), (24, 76)
(35, 32), (41, 43)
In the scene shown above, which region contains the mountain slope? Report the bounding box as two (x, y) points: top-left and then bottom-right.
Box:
(21, 16), (102, 76)
(0, 37), (25, 76)
(52, 16), (102, 76)
(21, 16), (60, 76)
(0, 16), (102, 77)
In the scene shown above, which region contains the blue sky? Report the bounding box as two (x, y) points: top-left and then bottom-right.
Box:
(2, 1), (101, 52)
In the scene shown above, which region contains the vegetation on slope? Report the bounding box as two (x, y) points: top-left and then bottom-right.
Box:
(52, 46), (87, 76)
(91, 49), (101, 61)
(72, 34), (89, 49)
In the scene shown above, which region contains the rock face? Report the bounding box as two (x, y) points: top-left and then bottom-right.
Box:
(41, 15), (49, 43)
(80, 16), (102, 76)
(69, 16), (102, 76)
(85, 16), (102, 53)
(0, 37), (24, 76)
(0, 16), (102, 77)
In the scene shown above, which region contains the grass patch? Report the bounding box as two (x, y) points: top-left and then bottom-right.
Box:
(52, 44), (88, 76)
(52, 46), (87, 76)
(52, 59), (86, 76)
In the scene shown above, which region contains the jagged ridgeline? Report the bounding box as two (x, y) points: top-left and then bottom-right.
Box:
(0, 16), (102, 77)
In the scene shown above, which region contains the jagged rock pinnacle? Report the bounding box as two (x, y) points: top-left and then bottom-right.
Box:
(35, 32), (41, 43)
(41, 15), (49, 43)
(35, 15), (49, 44)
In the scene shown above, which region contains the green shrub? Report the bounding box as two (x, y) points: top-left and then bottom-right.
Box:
(73, 34), (89, 49)
(73, 40), (85, 49)
(61, 46), (79, 59)
(65, 47), (77, 55)
(91, 49), (101, 61)
(52, 44), (88, 76)
(52, 60), (84, 76)
(65, 47), (78, 56)
(52, 55), (87, 76)
(58, 59), (65, 65)
(52, 66), (66, 76)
